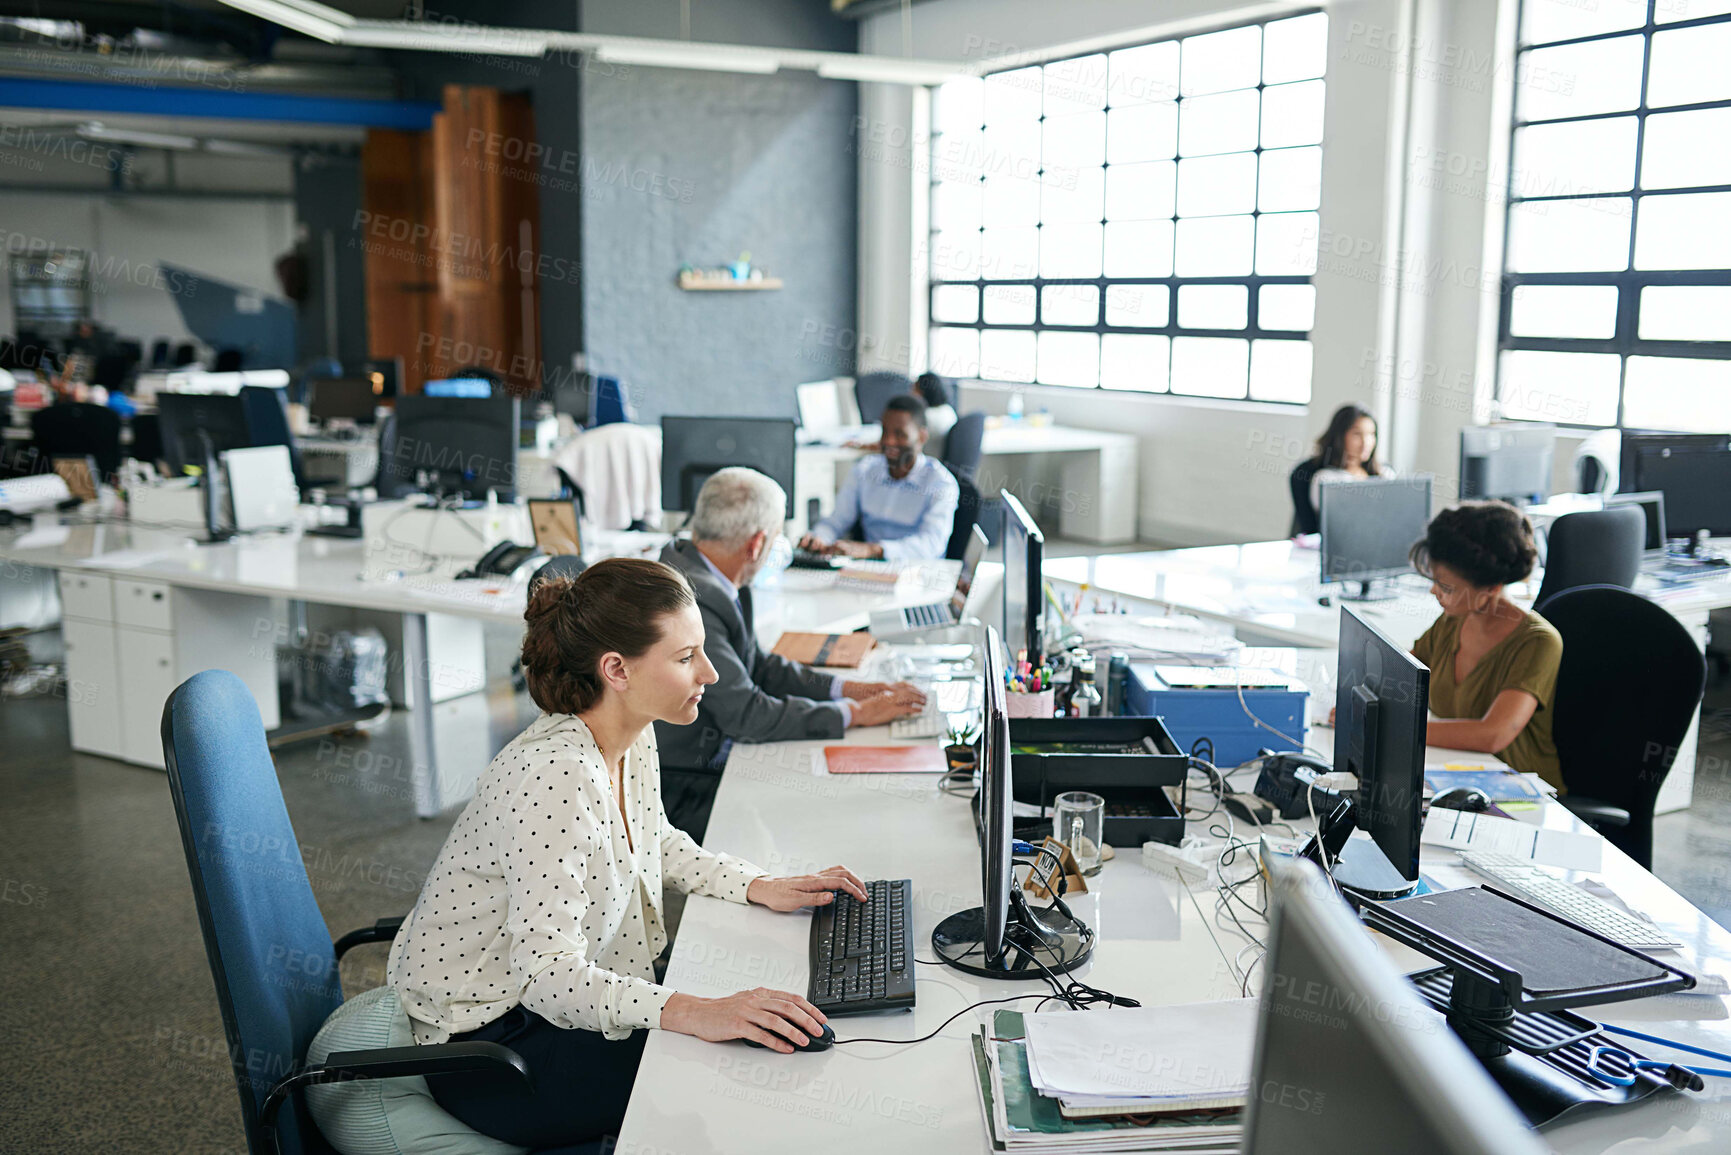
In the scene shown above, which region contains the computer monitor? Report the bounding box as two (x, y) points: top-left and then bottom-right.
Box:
(423, 377), (495, 399)
(384, 394), (520, 502)
(362, 357), (401, 398)
(660, 416), (796, 518)
(1459, 423), (1554, 505)
(308, 377), (379, 424)
(1319, 475), (1433, 600)
(1240, 855), (1549, 1155)
(931, 626), (1091, 979)
(1001, 491), (1044, 660)
(1330, 605), (1429, 900)
(156, 392), (254, 476)
(1605, 490), (1666, 555)
(1619, 431), (1731, 543)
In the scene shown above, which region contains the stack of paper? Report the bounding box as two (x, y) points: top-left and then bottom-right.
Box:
(972, 1008), (1247, 1154)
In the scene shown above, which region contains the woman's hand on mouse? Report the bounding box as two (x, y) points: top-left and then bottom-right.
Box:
(662, 988), (827, 1054)
(747, 866), (868, 911)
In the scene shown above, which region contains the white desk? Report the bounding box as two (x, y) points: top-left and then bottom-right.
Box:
(1046, 541), (1731, 814)
(799, 422), (1140, 544)
(0, 518), (961, 819)
(619, 695), (1731, 1153)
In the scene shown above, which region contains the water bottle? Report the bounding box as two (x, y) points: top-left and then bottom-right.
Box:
(1007, 392), (1024, 422)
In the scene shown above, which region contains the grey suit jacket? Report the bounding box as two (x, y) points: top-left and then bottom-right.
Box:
(654, 539), (847, 770)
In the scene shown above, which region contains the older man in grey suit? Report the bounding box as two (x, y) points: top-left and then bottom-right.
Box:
(656, 467), (924, 838)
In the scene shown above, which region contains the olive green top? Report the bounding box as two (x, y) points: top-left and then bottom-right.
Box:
(1411, 610), (1564, 791)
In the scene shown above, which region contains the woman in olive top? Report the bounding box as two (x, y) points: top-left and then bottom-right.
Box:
(1407, 502), (1565, 789)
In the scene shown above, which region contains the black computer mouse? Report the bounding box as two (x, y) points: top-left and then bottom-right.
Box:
(1431, 787), (1492, 813)
(743, 1023), (835, 1053)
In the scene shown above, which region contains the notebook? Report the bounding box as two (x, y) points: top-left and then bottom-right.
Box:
(770, 631), (875, 668)
(824, 745), (948, 774)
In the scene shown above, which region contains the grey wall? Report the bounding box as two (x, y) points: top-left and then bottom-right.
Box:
(578, 67), (858, 423)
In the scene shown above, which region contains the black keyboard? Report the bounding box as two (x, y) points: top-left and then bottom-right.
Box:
(807, 878), (916, 1014)
(790, 550), (844, 571)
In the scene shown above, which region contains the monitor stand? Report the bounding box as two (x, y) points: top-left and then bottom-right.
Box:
(1329, 837), (1417, 901)
(1339, 577), (1400, 602)
(932, 888), (1093, 980)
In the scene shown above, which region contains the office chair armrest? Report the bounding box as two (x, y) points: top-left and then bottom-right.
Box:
(258, 1041), (530, 1155)
(333, 916), (406, 960)
(1559, 795), (1631, 829)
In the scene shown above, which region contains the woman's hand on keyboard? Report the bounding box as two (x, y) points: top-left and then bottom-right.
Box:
(661, 989), (827, 1054)
(747, 865), (869, 910)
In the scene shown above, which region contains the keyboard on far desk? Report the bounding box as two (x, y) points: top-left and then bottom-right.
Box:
(808, 878), (915, 1014)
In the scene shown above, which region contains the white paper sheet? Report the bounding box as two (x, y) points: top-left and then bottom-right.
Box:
(1420, 809), (1602, 872)
(1022, 999), (1258, 1102)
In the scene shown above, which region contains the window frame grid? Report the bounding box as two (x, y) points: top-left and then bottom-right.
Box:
(927, 10), (1324, 400)
(1497, 1), (1731, 429)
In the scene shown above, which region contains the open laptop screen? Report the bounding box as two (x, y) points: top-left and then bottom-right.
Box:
(949, 524), (989, 617)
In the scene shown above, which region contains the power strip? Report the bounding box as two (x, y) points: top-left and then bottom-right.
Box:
(1141, 838), (1221, 886)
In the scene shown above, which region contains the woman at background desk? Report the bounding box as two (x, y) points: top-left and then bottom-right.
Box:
(1292, 404), (1396, 535)
(387, 558), (865, 1148)
(1408, 502), (1564, 790)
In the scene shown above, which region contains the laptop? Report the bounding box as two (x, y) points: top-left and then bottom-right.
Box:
(869, 524), (988, 636)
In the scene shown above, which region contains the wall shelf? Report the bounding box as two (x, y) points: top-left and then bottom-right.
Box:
(678, 270), (783, 291)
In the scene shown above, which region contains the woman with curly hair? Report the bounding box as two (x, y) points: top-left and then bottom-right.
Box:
(1407, 502), (1564, 788)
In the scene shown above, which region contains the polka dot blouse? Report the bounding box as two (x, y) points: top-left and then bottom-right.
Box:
(387, 712), (766, 1043)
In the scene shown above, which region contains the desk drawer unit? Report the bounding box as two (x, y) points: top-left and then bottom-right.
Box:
(57, 571), (113, 622)
(114, 579), (173, 631)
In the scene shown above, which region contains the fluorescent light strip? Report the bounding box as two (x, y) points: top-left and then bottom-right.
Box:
(595, 43), (779, 74)
(342, 23), (549, 58)
(219, 0), (348, 43)
(814, 58), (963, 85)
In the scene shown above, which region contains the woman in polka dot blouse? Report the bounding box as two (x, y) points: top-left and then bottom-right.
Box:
(386, 557), (870, 1147)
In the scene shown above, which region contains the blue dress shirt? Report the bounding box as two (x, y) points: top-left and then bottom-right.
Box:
(809, 454), (959, 561)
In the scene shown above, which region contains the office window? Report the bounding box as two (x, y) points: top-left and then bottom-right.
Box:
(1498, 1), (1731, 431)
(928, 12), (1327, 401)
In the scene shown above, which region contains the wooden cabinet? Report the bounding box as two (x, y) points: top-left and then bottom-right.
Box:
(363, 85), (542, 398)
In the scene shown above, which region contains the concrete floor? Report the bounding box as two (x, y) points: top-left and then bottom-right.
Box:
(3, 618), (1728, 1153)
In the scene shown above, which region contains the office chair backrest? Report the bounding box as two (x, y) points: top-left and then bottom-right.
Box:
(31, 401), (124, 480)
(589, 374), (632, 427)
(1288, 458), (1322, 536)
(173, 342), (198, 367)
(151, 338), (171, 367)
(371, 411), (415, 499)
(945, 470), (982, 561)
(1534, 506), (1645, 608)
(129, 413), (164, 470)
(854, 371), (911, 426)
(1538, 586), (1705, 869)
(162, 670), (343, 1155)
(942, 411), (987, 482)
(214, 348), (245, 373)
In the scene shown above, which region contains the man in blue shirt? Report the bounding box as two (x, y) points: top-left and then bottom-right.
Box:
(798, 394), (960, 560)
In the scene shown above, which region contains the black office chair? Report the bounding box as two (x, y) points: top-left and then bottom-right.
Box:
(1534, 506), (1645, 609)
(1288, 458), (1322, 535)
(31, 401), (124, 480)
(129, 413), (164, 471)
(214, 348), (245, 372)
(854, 371), (910, 425)
(371, 412), (416, 499)
(150, 338), (171, 368)
(240, 385), (308, 491)
(1538, 585), (1706, 870)
(942, 411), (987, 484)
(173, 342), (199, 367)
(944, 472), (982, 561)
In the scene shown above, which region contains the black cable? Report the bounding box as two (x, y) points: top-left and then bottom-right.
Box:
(831, 993), (1051, 1046)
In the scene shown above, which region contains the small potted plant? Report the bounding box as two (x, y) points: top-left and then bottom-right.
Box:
(945, 721), (980, 774)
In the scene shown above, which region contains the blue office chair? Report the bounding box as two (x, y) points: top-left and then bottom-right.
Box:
(160, 670), (568, 1155)
(853, 371), (910, 425)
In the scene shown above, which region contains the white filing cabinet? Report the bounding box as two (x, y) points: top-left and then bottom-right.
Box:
(57, 571), (280, 769)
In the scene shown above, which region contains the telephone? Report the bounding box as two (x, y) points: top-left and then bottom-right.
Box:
(1251, 749), (1339, 820)
(459, 541), (542, 580)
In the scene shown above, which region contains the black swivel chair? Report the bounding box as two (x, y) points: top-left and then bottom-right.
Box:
(1536, 585), (1707, 870)
(1534, 506), (1645, 608)
(854, 371), (910, 425)
(150, 338), (171, 368)
(1288, 458), (1322, 535)
(129, 413), (164, 471)
(172, 342), (199, 367)
(31, 401), (124, 480)
(945, 472), (982, 561)
(941, 411), (987, 484)
(240, 385), (308, 491)
(214, 348), (245, 373)
(371, 412), (416, 499)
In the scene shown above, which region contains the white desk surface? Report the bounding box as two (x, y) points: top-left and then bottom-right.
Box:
(621, 697), (1731, 1154)
(1046, 539), (1731, 650)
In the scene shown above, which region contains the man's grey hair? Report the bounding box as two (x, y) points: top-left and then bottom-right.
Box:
(690, 467), (786, 545)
